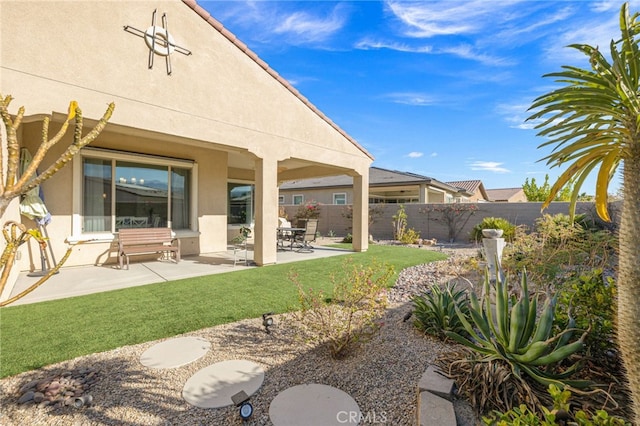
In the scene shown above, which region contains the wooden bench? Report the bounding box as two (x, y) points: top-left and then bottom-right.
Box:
(117, 228), (180, 270)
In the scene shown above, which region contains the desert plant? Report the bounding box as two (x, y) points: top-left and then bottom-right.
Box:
(392, 204), (408, 241)
(412, 282), (470, 340)
(503, 217), (616, 289)
(398, 227), (421, 244)
(555, 269), (617, 357)
(483, 384), (630, 425)
(446, 269), (588, 390)
(0, 95), (114, 303)
(472, 217), (517, 243)
(288, 258), (394, 358)
(527, 4), (640, 418)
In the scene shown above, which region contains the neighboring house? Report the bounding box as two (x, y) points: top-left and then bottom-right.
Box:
(486, 187), (527, 202)
(1, 0), (373, 297)
(279, 167), (473, 205)
(445, 180), (490, 202)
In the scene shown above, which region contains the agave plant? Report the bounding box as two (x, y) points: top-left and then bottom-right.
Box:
(445, 269), (589, 389)
(412, 282), (470, 339)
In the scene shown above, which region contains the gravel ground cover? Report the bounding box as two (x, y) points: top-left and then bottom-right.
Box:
(0, 245), (480, 425)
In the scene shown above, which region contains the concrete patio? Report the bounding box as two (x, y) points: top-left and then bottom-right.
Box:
(8, 242), (351, 306)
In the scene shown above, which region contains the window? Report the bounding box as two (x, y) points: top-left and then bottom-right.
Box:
(292, 194), (304, 205)
(228, 183), (254, 225)
(333, 193), (347, 205)
(278, 195), (285, 204)
(81, 149), (193, 233)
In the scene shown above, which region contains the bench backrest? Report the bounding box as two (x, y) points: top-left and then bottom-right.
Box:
(118, 228), (173, 246)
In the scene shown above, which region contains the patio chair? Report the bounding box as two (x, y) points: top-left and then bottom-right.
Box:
(293, 218), (318, 253)
(277, 217), (294, 250)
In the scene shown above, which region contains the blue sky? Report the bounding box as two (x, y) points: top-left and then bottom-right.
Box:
(200, 0), (633, 193)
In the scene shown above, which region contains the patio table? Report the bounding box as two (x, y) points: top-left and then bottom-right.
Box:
(277, 227), (305, 250)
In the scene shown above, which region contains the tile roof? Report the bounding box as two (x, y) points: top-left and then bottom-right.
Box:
(446, 180), (482, 193)
(182, 0), (373, 160)
(280, 167), (467, 194)
(486, 187), (525, 201)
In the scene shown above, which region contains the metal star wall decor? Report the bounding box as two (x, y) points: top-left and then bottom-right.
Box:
(124, 9), (192, 75)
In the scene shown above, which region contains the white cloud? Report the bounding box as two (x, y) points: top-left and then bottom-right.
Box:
(385, 92), (436, 106)
(469, 161), (511, 173)
(430, 152), (438, 157)
(274, 7), (347, 43)
(355, 38), (433, 53)
(209, 2), (348, 46)
(439, 44), (514, 66)
(385, 0), (525, 38)
(407, 152), (424, 158)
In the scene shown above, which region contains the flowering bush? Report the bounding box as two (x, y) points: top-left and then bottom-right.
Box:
(294, 200), (321, 221)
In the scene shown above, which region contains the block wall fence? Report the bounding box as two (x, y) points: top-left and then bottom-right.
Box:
(281, 202), (620, 243)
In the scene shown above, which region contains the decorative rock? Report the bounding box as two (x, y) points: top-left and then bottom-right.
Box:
(37, 400), (51, 409)
(18, 391), (35, 404)
(15, 368), (98, 410)
(19, 380), (40, 394)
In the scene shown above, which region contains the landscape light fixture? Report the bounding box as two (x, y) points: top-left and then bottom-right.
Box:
(231, 390), (253, 420)
(262, 312), (274, 334)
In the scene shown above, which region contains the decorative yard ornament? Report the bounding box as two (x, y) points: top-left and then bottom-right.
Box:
(124, 9), (192, 75)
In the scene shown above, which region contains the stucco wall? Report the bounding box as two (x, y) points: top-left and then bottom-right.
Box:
(1, 0), (370, 174)
(281, 202), (615, 242)
(1, 0), (373, 273)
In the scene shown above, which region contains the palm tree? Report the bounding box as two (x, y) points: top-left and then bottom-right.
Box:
(527, 3), (640, 421)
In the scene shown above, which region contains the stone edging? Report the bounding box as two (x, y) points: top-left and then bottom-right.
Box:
(416, 365), (457, 426)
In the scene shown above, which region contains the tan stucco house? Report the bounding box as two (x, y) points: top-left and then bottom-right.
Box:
(0, 0), (373, 297)
(486, 187), (527, 202)
(445, 180), (490, 202)
(279, 167), (472, 205)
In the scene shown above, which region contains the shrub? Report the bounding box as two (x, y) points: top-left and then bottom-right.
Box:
(412, 282), (470, 340)
(399, 227), (421, 244)
(502, 215), (616, 289)
(483, 384), (630, 425)
(471, 217), (516, 242)
(294, 200), (321, 222)
(288, 258), (394, 359)
(554, 269), (617, 357)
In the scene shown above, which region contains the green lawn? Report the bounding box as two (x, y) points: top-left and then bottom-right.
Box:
(0, 245), (446, 378)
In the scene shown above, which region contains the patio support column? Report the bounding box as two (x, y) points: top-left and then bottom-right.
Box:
(352, 173), (369, 252)
(254, 156), (278, 266)
(419, 184), (428, 203)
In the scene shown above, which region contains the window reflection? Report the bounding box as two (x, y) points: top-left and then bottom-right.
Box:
(82, 156), (191, 232)
(228, 183), (254, 225)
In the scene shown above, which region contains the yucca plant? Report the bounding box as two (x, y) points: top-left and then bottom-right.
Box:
(412, 282), (470, 340)
(445, 269), (589, 389)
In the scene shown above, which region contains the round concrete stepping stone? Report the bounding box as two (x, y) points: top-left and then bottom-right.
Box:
(269, 383), (361, 426)
(182, 360), (265, 408)
(140, 336), (210, 369)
